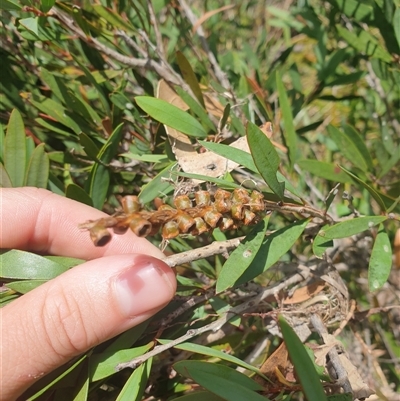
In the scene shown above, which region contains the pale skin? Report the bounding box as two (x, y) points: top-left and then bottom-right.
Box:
(0, 188), (177, 401)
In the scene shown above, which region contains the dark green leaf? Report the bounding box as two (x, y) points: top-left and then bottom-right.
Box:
(25, 144), (50, 188)
(4, 109), (26, 187)
(216, 217), (269, 293)
(394, 7), (400, 48)
(0, 250), (70, 280)
(135, 96), (207, 138)
(279, 315), (328, 401)
(234, 219), (309, 285)
(174, 171), (239, 189)
(176, 51), (205, 107)
(276, 72), (297, 168)
(219, 103), (231, 131)
(313, 229), (334, 258)
(247, 122), (285, 200)
(66, 184), (94, 206)
(329, 0), (373, 20)
(368, 224), (392, 291)
(116, 359), (151, 401)
(90, 344), (152, 382)
(0, 0), (22, 10)
(319, 216), (387, 239)
(172, 391), (225, 401)
(79, 133), (100, 161)
(40, 0), (55, 13)
(173, 361), (267, 401)
(92, 4), (136, 33)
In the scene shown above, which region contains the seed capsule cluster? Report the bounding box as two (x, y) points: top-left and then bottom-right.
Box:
(80, 189), (265, 246)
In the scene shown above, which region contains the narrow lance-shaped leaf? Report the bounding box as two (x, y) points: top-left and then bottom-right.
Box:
(135, 96), (207, 138)
(25, 144), (50, 188)
(368, 224), (392, 291)
(276, 72), (297, 168)
(216, 217), (269, 293)
(279, 315), (328, 401)
(246, 122), (285, 200)
(4, 109), (26, 187)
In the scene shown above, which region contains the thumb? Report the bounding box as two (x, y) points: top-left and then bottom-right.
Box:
(1, 254), (176, 400)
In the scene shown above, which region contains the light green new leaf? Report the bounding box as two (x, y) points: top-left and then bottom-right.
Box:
(173, 361), (267, 401)
(216, 217), (269, 293)
(116, 359), (152, 401)
(297, 160), (352, 183)
(234, 219), (309, 285)
(327, 125), (370, 172)
(276, 72), (297, 168)
(4, 109), (26, 187)
(92, 4), (136, 33)
(247, 122), (285, 200)
(279, 315), (328, 401)
(6, 280), (48, 294)
(0, 164), (12, 188)
(368, 224), (392, 291)
(25, 144), (50, 188)
(135, 96), (207, 138)
(330, 0), (373, 20)
(319, 216), (387, 239)
(0, 250), (70, 280)
(19, 18), (39, 37)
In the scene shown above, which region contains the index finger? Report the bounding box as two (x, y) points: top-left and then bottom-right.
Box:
(0, 187), (164, 260)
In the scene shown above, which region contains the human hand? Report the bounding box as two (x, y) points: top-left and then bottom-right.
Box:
(0, 188), (176, 401)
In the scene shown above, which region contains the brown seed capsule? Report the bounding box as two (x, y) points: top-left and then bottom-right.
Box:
(232, 188), (250, 205)
(89, 226), (112, 246)
(214, 189), (232, 213)
(195, 191), (211, 207)
(129, 217), (152, 237)
(243, 209), (256, 225)
(192, 217), (209, 235)
(203, 210), (223, 228)
(218, 217), (235, 231)
(175, 212), (196, 233)
(231, 203), (244, 220)
(113, 225), (129, 234)
(121, 196), (141, 213)
(162, 220), (180, 239)
(249, 191), (264, 212)
(174, 195), (192, 210)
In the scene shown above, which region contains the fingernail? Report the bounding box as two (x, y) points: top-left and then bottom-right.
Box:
(114, 257), (175, 318)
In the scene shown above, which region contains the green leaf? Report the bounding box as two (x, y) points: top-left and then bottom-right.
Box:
(139, 163), (176, 204)
(394, 7), (400, 48)
(24, 144), (49, 188)
(66, 183), (93, 206)
(158, 340), (267, 379)
(86, 123), (124, 209)
(246, 122), (285, 200)
(297, 160), (352, 183)
(276, 72), (297, 168)
(319, 216), (387, 239)
(176, 51), (205, 107)
(336, 25), (392, 63)
(172, 391), (226, 401)
(173, 361), (267, 401)
(233, 219), (309, 285)
(329, 0), (373, 20)
(40, 0), (55, 13)
(279, 315), (328, 401)
(19, 17), (39, 37)
(175, 87), (215, 132)
(216, 217), (269, 293)
(92, 4), (136, 33)
(6, 279), (48, 293)
(4, 109), (26, 187)
(327, 125), (371, 172)
(116, 359), (151, 401)
(339, 166), (387, 211)
(90, 344), (152, 382)
(44, 256), (84, 268)
(79, 132), (100, 161)
(135, 96), (207, 138)
(0, 0), (22, 10)
(0, 250), (70, 280)
(174, 171), (239, 189)
(0, 164), (12, 188)
(368, 224), (392, 291)
(313, 227), (334, 258)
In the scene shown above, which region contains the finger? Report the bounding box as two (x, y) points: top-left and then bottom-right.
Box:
(1, 254), (176, 400)
(0, 187), (164, 260)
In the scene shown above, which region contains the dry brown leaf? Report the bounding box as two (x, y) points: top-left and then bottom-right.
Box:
(283, 279), (326, 305)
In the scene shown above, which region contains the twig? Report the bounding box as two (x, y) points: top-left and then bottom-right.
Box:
(162, 237), (242, 267)
(116, 268), (311, 371)
(310, 314), (353, 394)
